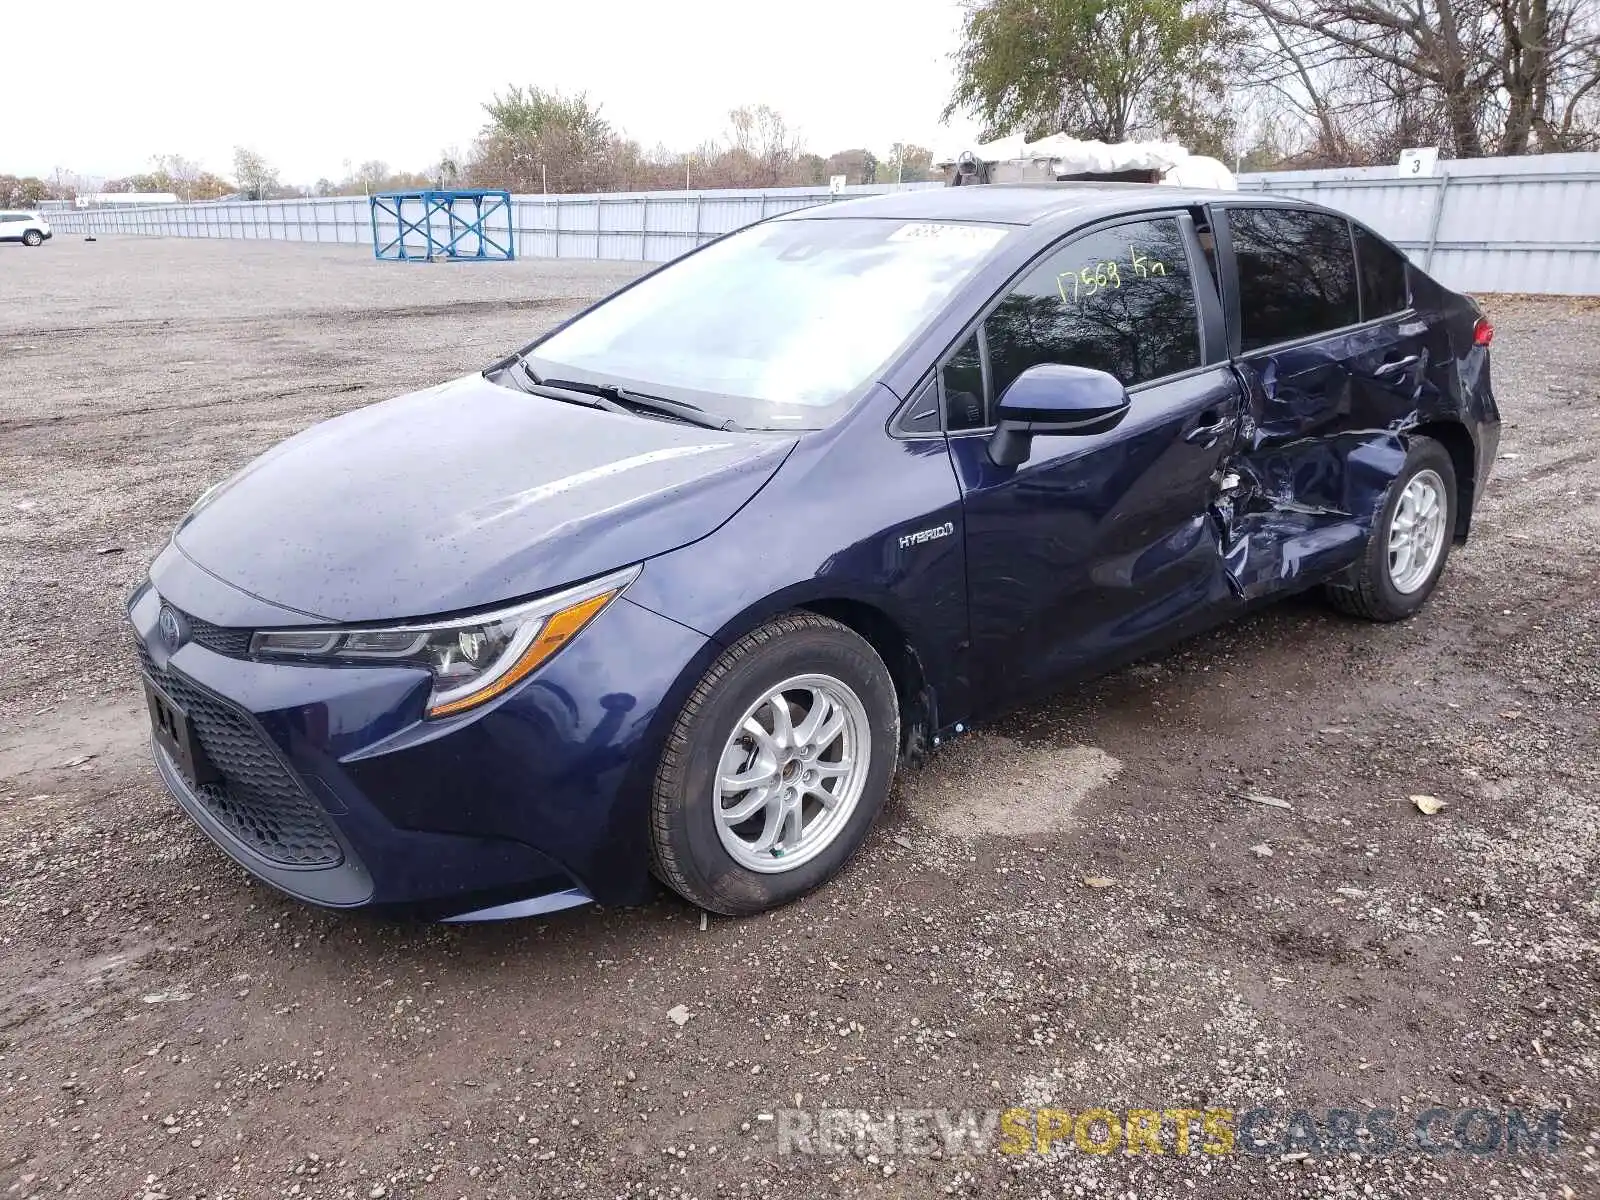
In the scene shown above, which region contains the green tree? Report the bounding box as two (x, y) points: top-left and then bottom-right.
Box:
(944, 0), (1240, 145)
(469, 86), (623, 192)
(794, 152), (829, 185)
(876, 143), (936, 183)
(481, 86), (611, 144)
(824, 147), (878, 185)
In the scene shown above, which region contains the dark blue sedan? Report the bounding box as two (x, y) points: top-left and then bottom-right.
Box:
(129, 185), (1499, 920)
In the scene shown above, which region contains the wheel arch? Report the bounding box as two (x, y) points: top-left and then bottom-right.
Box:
(688, 587), (943, 766)
(793, 597), (939, 764)
(1407, 419), (1476, 541)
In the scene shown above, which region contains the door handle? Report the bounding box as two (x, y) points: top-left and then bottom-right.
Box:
(1184, 412), (1237, 445)
(1373, 354), (1421, 378)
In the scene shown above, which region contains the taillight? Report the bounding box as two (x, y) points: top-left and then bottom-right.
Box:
(1473, 317), (1494, 346)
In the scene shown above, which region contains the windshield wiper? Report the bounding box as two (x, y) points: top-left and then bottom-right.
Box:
(544, 377), (742, 432)
(505, 356), (630, 416)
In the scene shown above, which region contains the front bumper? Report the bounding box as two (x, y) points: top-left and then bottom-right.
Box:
(128, 566), (711, 918)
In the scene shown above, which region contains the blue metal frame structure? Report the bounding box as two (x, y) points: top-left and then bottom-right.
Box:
(370, 190), (515, 262)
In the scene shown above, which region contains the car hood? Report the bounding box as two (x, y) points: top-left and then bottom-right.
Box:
(174, 373), (797, 623)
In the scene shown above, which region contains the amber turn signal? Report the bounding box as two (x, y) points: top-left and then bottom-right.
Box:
(425, 589), (618, 719)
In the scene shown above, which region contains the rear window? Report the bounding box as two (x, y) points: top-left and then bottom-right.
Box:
(1228, 207), (1359, 350)
(1354, 225), (1410, 318)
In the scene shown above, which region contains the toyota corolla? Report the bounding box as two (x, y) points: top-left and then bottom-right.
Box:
(129, 185), (1499, 920)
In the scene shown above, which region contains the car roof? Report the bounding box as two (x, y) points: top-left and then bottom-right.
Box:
(777, 183), (1306, 227)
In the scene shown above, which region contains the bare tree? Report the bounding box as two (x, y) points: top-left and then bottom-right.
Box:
(724, 105), (803, 186)
(154, 154), (203, 201)
(233, 147), (279, 200)
(354, 160), (389, 193)
(1241, 0), (1600, 158)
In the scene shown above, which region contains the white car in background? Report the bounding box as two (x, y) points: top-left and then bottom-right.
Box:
(0, 211), (52, 246)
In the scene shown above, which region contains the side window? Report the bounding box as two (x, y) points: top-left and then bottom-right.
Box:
(1228, 208), (1359, 350)
(1353, 224), (1410, 318)
(984, 217), (1201, 402)
(941, 333), (985, 431)
(897, 376), (942, 435)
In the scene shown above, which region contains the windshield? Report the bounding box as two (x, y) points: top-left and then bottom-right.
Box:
(525, 217), (1008, 430)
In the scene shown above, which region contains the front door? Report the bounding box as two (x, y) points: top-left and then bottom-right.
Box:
(944, 212), (1242, 710)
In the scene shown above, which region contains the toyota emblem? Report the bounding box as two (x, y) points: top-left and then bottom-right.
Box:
(158, 606), (184, 650)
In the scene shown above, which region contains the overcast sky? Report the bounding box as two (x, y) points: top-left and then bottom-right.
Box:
(11, 0), (989, 183)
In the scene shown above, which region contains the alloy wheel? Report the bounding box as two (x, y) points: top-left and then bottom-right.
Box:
(1388, 468), (1448, 593)
(713, 673), (871, 873)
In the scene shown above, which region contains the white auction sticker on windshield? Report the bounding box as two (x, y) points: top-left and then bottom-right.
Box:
(888, 222), (1006, 247)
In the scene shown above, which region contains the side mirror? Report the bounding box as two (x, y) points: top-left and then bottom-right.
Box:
(987, 364), (1131, 467)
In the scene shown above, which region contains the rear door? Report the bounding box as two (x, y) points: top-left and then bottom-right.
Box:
(1212, 204), (1416, 600)
(946, 211), (1243, 709)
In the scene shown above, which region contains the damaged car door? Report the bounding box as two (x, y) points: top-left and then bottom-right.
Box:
(946, 212), (1242, 708)
(1210, 204), (1418, 599)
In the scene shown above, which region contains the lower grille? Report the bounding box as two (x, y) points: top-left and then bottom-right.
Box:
(138, 643), (343, 868)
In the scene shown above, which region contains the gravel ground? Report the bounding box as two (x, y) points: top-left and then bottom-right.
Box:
(1, 237), (1596, 1200)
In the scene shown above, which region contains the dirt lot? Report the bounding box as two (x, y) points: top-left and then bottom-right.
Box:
(1, 237), (1596, 1200)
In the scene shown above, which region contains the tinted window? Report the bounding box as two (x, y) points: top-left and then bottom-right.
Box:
(942, 333), (986, 431)
(0, 213), (23, 222)
(984, 217), (1201, 402)
(1354, 225), (1410, 318)
(1228, 208), (1359, 350)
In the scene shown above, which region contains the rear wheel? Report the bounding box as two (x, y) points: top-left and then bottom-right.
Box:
(1325, 435), (1457, 621)
(649, 612), (898, 916)
(22, 229), (43, 247)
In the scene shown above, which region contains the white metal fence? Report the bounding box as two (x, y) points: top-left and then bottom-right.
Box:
(42, 185), (939, 263)
(1236, 152), (1600, 295)
(42, 154), (1600, 295)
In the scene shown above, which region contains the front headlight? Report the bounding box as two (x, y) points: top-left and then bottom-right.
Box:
(250, 565), (639, 718)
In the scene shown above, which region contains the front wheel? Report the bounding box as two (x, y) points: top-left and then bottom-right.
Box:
(22, 230), (43, 247)
(1325, 435), (1457, 621)
(649, 612), (898, 916)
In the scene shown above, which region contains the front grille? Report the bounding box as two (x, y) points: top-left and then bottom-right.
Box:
(137, 642), (343, 868)
(186, 614), (253, 658)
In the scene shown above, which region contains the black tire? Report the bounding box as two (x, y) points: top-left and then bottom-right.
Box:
(22, 230), (43, 247)
(649, 611), (899, 916)
(1324, 435), (1457, 621)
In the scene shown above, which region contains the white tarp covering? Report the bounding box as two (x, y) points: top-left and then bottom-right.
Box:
(1160, 154), (1237, 190)
(939, 135), (1237, 190)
